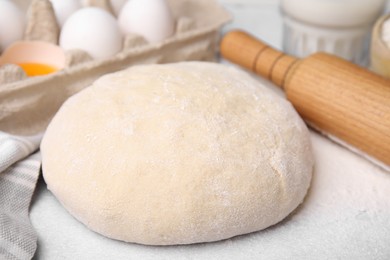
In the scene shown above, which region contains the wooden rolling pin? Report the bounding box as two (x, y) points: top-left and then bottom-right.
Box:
(220, 30), (390, 169)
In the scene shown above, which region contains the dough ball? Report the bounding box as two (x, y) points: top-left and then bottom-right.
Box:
(41, 62), (313, 245)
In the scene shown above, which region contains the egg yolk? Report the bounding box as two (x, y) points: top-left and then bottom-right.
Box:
(18, 63), (58, 77)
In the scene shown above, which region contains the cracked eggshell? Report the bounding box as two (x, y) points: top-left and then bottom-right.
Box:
(0, 41), (66, 74)
(0, 0), (25, 51)
(118, 0), (175, 43)
(60, 7), (123, 59)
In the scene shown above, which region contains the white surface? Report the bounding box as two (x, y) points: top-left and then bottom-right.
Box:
(220, 1), (283, 48)
(30, 2), (390, 259)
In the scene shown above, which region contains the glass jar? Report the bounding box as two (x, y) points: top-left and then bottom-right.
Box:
(280, 0), (386, 66)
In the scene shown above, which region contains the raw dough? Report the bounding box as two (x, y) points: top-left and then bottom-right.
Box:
(41, 62), (313, 245)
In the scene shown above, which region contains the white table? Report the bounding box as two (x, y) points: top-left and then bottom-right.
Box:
(31, 2), (390, 259)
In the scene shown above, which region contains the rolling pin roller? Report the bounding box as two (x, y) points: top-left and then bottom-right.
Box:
(220, 30), (390, 170)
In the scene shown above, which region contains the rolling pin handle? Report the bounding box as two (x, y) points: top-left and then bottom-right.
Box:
(220, 30), (299, 88)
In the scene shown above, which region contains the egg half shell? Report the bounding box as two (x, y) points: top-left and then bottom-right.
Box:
(0, 41), (66, 72)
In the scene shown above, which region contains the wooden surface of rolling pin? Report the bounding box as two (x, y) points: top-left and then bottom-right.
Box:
(220, 30), (390, 168)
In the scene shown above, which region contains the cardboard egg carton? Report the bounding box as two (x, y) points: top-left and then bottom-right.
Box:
(0, 0), (231, 135)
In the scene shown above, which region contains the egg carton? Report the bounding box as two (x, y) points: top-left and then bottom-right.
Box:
(0, 0), (231, 135)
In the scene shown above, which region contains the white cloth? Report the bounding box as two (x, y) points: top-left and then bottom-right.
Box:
(0, 132), (42, 260)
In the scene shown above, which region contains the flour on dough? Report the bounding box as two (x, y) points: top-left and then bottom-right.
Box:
(41, 62), (313, 245)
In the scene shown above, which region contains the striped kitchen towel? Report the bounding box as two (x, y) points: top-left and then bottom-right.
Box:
(0, 132), (42, 260)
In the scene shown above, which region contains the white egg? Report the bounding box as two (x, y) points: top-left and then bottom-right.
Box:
(60, 7), (123, 59)
(50, 0), (81, 27)
(118, 0), (175, 43)
(110, 0), (127, 16)
(0, 0), (25, 51)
